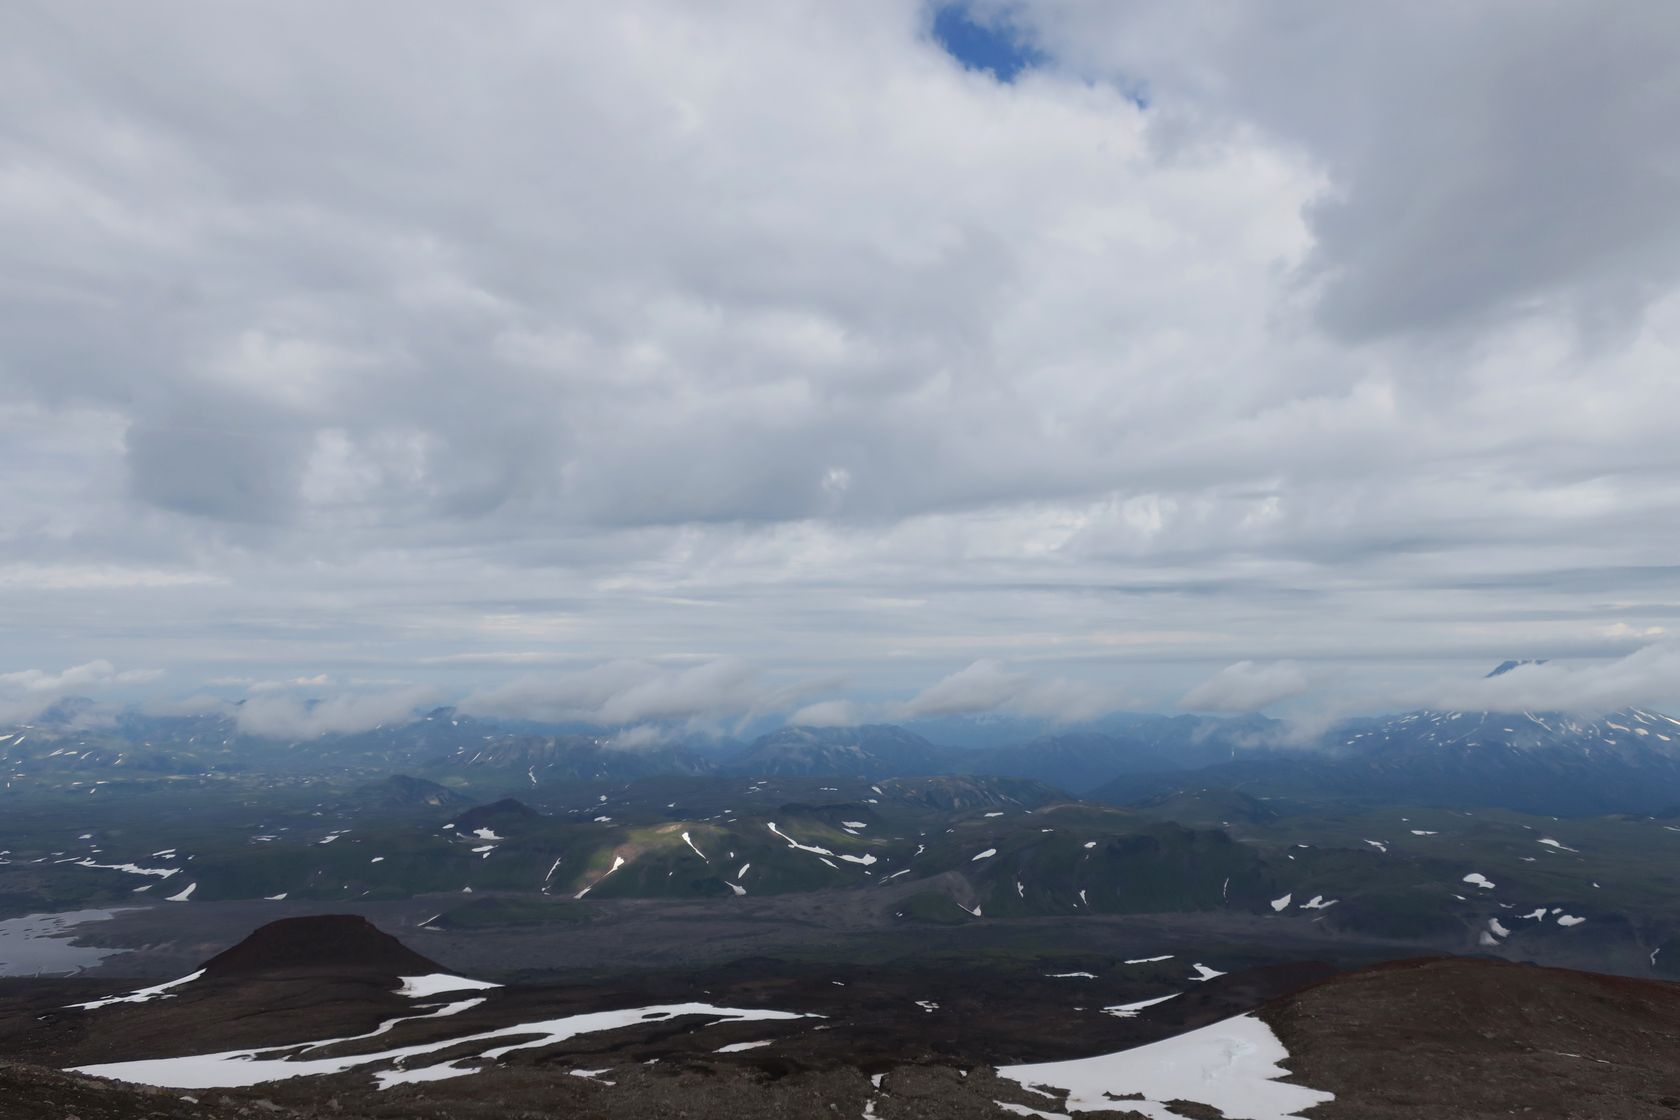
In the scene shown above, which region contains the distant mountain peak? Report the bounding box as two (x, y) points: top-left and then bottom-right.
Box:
(1487, 659), (1548, 677)
(451, 798), (541, 831)
(200, 915), (441, 979)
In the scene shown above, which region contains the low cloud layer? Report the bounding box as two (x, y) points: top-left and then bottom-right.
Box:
(459, 658), (784, 728)
(1179, 661), (1312, 713)
(1393, 644), (1680, 717)
(233, 685), (442, 740)
(0, 660), (161, 724)
(899, 659), (1115, 722)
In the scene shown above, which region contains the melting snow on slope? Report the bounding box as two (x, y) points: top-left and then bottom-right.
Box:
(995, 1103), (1070, 1120)
(1099, 993), (1178, 1019)
(1188, 963), (1226, 982)
(1270, 893), (1292, 912)
(74, 860), (179, 879)
(765, 822), (876, 866)
(998, 1012), (1333, 1119)
(972, 848), (998, 862)
(1124, 955), (1173, 964)
(72, 1002), (809, 1090)
(1298, 896), (1338, 910)
(681, 832), (709, 862)
(165, 883), (196, 902)
(574, 855), (627, 899)
(396, 974), (503, 998)
(1462, 873), (1495, 889)
(72, 970), (206, 1010)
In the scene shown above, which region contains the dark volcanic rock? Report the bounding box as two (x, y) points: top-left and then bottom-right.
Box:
(0, 1061), (288, 1120)
(1264, 956), (1680, 1118)
(450, 797), (542, 832)
(345, 773), (467, 809)
(200, 915), (441, 979)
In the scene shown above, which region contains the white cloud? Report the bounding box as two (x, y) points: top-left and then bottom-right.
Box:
(140, 693), (233, 718)
(0, 4), (1675, 705)
(1179, 660), (1312, 713)
(898, 659), (1115, 721)
(235, 684), (441, 739)
(0, 660), (162, 723)
(460, 657), (775, 727)
(608, 724), (670, 750)
(1393, 643), (1680, 716)
(787, 699), (865, 728)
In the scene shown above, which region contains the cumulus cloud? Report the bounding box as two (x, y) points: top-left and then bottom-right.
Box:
(234, 684), (441, 739)
(1179, 660), (1312, 713)
(1016, 2), (1680, 340)
(0, 4), (1676, 707)
(898, 659), (1115, 721)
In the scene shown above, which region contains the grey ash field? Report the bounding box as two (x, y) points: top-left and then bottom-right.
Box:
(3, 704), (1680, 1116)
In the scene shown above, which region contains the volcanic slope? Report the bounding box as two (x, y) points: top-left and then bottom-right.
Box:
(10, 917), (1680, 1117)
(1262, 956), (1680, 1118)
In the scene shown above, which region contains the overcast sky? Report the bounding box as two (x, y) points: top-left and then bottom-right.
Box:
(3, 1), (1679, 734)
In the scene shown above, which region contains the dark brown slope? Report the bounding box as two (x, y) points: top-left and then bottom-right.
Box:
(2, 918), (453, 1069)
(0, 1061), (302, 1120)
(200, 914), (442, 978)
(1263, 957), (1680, 1119)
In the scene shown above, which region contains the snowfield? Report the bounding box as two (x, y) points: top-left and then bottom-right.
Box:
(396, 974), (503, 998)
(71, 1002), (810, 1090)
(998, 1013), (1333, 1119)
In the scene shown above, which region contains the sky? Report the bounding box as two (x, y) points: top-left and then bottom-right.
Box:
(3, 1), (1680, 736)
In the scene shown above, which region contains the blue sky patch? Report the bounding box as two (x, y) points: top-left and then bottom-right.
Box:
(931, 3), (1044, 83)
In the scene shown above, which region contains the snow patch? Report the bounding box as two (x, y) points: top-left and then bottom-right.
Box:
(1099, 993), (1178, 1019)
(998, 1012), (1333, 1119)
(396, 974), (502, 998)
(74, 1002), (807, 1090)
(72, 971), (205, 1011)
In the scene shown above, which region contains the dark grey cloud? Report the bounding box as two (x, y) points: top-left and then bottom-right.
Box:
(1013, 1), (1680, 340)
